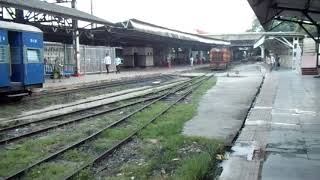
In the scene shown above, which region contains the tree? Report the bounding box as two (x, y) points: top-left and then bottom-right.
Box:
(246, 18), (264, 32)
(247, 17), (319, 36)
(295, 23), (317, 36)
(270, 20), (298, 32)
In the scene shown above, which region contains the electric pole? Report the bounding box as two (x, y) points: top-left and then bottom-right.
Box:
(91, 0), (94, 29)
(71, 0), (81, 76)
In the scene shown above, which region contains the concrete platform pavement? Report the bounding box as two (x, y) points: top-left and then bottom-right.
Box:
(183, 63), (264, 144)
(44, 65), (208, 90)
(261, 70), (320, 180)
(219, 69), (320, 180)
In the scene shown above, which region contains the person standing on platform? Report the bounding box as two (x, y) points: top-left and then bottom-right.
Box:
(266, 56), (272, 72)
(190, 55), (194, 67)
(167, 55), (172, 69)
(115, 57), (122, 74)
(275, 54), (280, 70)
(103, 53), (111, 74)
(270, 55), (276, 71)
(53, 58), (64, 82)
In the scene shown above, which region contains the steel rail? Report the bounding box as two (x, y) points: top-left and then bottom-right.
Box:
(63, 75), (213, 180)
(0, 94), (162, 145)
(30, 74), (174, 98)
(0, 78), (187, 132)
(3, 76), (205, 180)
(0, 78), (200, 144)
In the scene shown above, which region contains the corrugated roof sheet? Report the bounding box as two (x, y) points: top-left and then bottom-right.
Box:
(0, 0), (112, 25)
(247, 0), (320, 30)
(121, 19), (230, 46)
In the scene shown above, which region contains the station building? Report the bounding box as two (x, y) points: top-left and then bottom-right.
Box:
(1, 0), (319, 77)
(42, 18), (230, 75)
(0, 0), (230, 77)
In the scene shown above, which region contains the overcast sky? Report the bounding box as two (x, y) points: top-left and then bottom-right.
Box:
(73, 0), (255, 34)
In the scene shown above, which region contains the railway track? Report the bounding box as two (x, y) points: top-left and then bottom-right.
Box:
(2, 74), (212, 180)
(0, 77), (187, 128)
(29, 74), (175, 99)
(64, 75), (212, 180)
(0, 94), (160, 145)
(0, 78), (195, 145)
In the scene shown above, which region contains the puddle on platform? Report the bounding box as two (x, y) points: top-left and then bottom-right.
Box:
(218, 142), (258, 179)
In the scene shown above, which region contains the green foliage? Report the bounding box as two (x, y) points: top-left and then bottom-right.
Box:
(77, 168), (95, 180)
(101, 77), (223, 179)
(271, 20), (298, 32)
(174, 153), (212, 180)
(1, 76), (221, 180)
(246, 18), (264, 32)
(247, 17), (318, 36)
(27, 162), (75, 180)
(62, 149), (92, 162)
(0, 110), (124, 178)
(0, 135), (70, 177)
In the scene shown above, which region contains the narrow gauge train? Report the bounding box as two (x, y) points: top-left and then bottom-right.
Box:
(0, 21), (44, 101)
(209, 48), (231, 70)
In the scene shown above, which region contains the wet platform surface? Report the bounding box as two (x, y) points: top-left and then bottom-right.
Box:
(183, 64), (264, 144)
(261, 70), (320, 180)
(220, 69), (320, 180)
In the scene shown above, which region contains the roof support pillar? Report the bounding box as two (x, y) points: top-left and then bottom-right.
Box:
(72, 0), (81, 76)
(292, 37), (301, 70)
(14, 9), (24, 23)
(188, 48), (192, 58)
(260, 45), (265, 59)
(0, 7), (3, 20)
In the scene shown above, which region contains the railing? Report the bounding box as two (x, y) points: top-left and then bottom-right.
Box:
(44, 64), (75, 77)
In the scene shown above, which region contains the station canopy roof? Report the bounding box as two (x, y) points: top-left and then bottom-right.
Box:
(247, 0), (320, 30)
(0, 0), (112, 25)
(253, 32), (305, 49)
(118, 19), (230, 46)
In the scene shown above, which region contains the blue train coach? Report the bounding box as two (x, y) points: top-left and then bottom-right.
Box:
(0, 21), (44, 101)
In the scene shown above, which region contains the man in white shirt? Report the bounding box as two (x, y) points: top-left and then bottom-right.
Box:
(115, 57), (122, 74)
(190, 55), (194, 67)
(103, 53), (111, 74)
(270, 55), (275, 71)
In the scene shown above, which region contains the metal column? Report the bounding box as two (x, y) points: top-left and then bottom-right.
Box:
(316, 42), (320, 68)
(292, 37), (300, 70)
(14, 9), (24, 23)
(90, 0), (94, 29)
(84, 46), (86, 75)
(260, 45), (265, 59)
(72, 0), (81, 76)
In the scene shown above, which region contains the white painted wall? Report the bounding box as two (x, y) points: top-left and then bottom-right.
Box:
(301, 38), (317, 68)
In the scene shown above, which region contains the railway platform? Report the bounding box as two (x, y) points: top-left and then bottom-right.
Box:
(43, 65), (208, 90)
(219, 69), (320, 180)
(183, 63), (265, 144)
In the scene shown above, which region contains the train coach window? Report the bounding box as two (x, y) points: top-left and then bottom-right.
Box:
(27, 49), (41, 63)
(0, 46), (6, 63)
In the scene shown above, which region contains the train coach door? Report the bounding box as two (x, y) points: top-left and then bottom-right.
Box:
(8, 31), (24, 85)
(22, 32), (44, 85)
(0, 29), (10, 88)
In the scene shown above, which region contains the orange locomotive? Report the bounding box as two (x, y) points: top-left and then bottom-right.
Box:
(209, 48), (231, 70)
